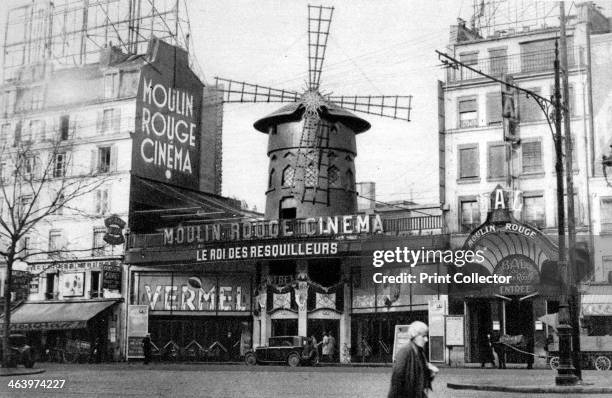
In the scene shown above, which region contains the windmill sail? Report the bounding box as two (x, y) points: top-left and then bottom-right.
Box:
(213, 4), (413, 205)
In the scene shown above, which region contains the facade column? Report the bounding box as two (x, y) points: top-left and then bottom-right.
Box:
(296, 260), (308, 337)
(340, 278), (351, 363)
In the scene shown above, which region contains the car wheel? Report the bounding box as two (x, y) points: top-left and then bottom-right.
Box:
(594, 356), (611, 371)
(244, 352), (257, 366)
(287, 353), (300, 367)
(549, 356), (560, 370)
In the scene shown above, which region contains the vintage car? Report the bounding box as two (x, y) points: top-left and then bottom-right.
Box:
(0, 334), (35, 368)
(245, 336), (314, 367)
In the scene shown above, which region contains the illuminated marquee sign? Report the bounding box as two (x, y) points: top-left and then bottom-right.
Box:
(163, 214), (384, 246)
(133, 40), (202, 189)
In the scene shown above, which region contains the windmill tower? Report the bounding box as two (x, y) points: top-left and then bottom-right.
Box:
(215, 5), (412, 220)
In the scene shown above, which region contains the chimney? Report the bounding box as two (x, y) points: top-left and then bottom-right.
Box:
(99, 45), (127, 66)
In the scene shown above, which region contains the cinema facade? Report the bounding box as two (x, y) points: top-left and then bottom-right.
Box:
(124, 212), (449, 363)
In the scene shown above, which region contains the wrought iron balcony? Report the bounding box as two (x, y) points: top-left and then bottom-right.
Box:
(447, 47), (584, 83)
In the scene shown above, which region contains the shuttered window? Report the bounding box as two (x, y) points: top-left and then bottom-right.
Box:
(523, 194), (545, 228)
(520, 37), (574, 73)
(488, 144), (506, 179)
(601, 198), (612, 232)
(522, 141), (543, 174)
(459, 146), (479, 179)
(518, 87), (542, 122)
(458, 98), (478, 128)
(487, 92), (502, 125)
(460, 200), (480, 233)
(551, 84), (576, 116)
(489, 48), (507, 76)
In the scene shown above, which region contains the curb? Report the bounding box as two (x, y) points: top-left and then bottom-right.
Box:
(447, 382), (612, 394)
(0, 368), (46, 377)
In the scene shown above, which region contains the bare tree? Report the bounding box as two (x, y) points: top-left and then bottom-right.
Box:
(0, 135), (108, 367)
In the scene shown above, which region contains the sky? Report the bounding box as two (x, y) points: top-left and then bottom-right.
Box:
(192, 0), (464, 211)
(2, 0), (593, 212)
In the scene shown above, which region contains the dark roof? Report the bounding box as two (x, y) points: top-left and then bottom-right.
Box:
(253, 101), (371, 134)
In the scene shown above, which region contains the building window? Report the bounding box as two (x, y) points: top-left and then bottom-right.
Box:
(268, 168), (275, 189)
(18, 195), (32, 218)
(488, 143), (507, 180)
(45, 273), (56, 299)
(344, 169), (354, 190)
(523, 194), (545, 228)
(458, 98), (478, 128)
(95, 189), (109, 215)
(0, 162), (6, 184)
(59, 115), (70, 140)
(104, 73), (119, 98)
(460, 199), (480, 233)
(601, 198), (612, 232)
(459, 52), (478, 80)
(488, 48), (507, 76)
(328, 165), (340, 187)
(1, 90), (16, 115)
(0, 123), (10, 147)
(55, 194), (65, 215)
(458, 145), (479, 179)
(48, 230), (62, 258)
(13, 121), (22, 146)
(282, 166), (295, 187)
(304, 162), (317, 187)
(518, 87), (542, 122)
(486, 92), (502, 125)
(53, 153), (66, 178)
(93, 228), (106, 257)
(522, 141), (543, 174)
(102, 109), (114, 133)
(90, 271), (101, 298)
(30, 120), (44, 141)
(18, 236), (31, 258)
(98, 147), (112, 173)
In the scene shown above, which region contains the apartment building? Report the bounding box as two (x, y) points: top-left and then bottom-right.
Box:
(440, 3), (612, 366)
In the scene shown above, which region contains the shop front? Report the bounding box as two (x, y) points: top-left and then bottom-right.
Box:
(2, 258), (125, 361)
(5, 299), (120, 362)
(450, 189), (561, 367)
(129, 266), (254, 361)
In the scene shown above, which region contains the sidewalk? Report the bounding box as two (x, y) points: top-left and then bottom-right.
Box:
(447, 370), (612, 394)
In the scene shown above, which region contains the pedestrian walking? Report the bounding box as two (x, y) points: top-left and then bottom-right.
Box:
(142, 334), (152, 365)
(387, 321), (438, 398)
(491, 331), (506, 369)
(479, 332), (496, 368)
(327, 331), (336, 362)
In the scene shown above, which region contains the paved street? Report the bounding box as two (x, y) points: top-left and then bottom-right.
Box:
(0, 363), (609, 397)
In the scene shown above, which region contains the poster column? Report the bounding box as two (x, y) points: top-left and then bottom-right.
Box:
(428, 299), (447, 363)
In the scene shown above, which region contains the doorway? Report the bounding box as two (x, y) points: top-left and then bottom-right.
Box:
(466, 299), (492, 363)
(307, 319), (340, 362)
(504, 298), (534, 364)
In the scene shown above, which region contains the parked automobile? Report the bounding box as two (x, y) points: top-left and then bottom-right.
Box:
(245, 336), (313, 367)
(0, 334), (35, 368)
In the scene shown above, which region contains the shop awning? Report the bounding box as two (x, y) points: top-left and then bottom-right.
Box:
(581, 285), (612, 316)
(1, 300), (119, 331)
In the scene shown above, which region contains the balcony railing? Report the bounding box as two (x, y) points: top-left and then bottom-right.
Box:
(447, 47), (584, 83)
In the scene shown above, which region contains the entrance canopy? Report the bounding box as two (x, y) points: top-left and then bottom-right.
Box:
(2, 300), (118, 331)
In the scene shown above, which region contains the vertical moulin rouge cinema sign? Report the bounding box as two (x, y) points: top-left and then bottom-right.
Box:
(133, 40), (202, 188)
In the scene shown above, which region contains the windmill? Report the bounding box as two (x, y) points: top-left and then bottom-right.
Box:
(214, 5), (412, 219)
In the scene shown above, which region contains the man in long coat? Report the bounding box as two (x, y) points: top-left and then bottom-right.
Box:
(388, 321), (436, 398)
